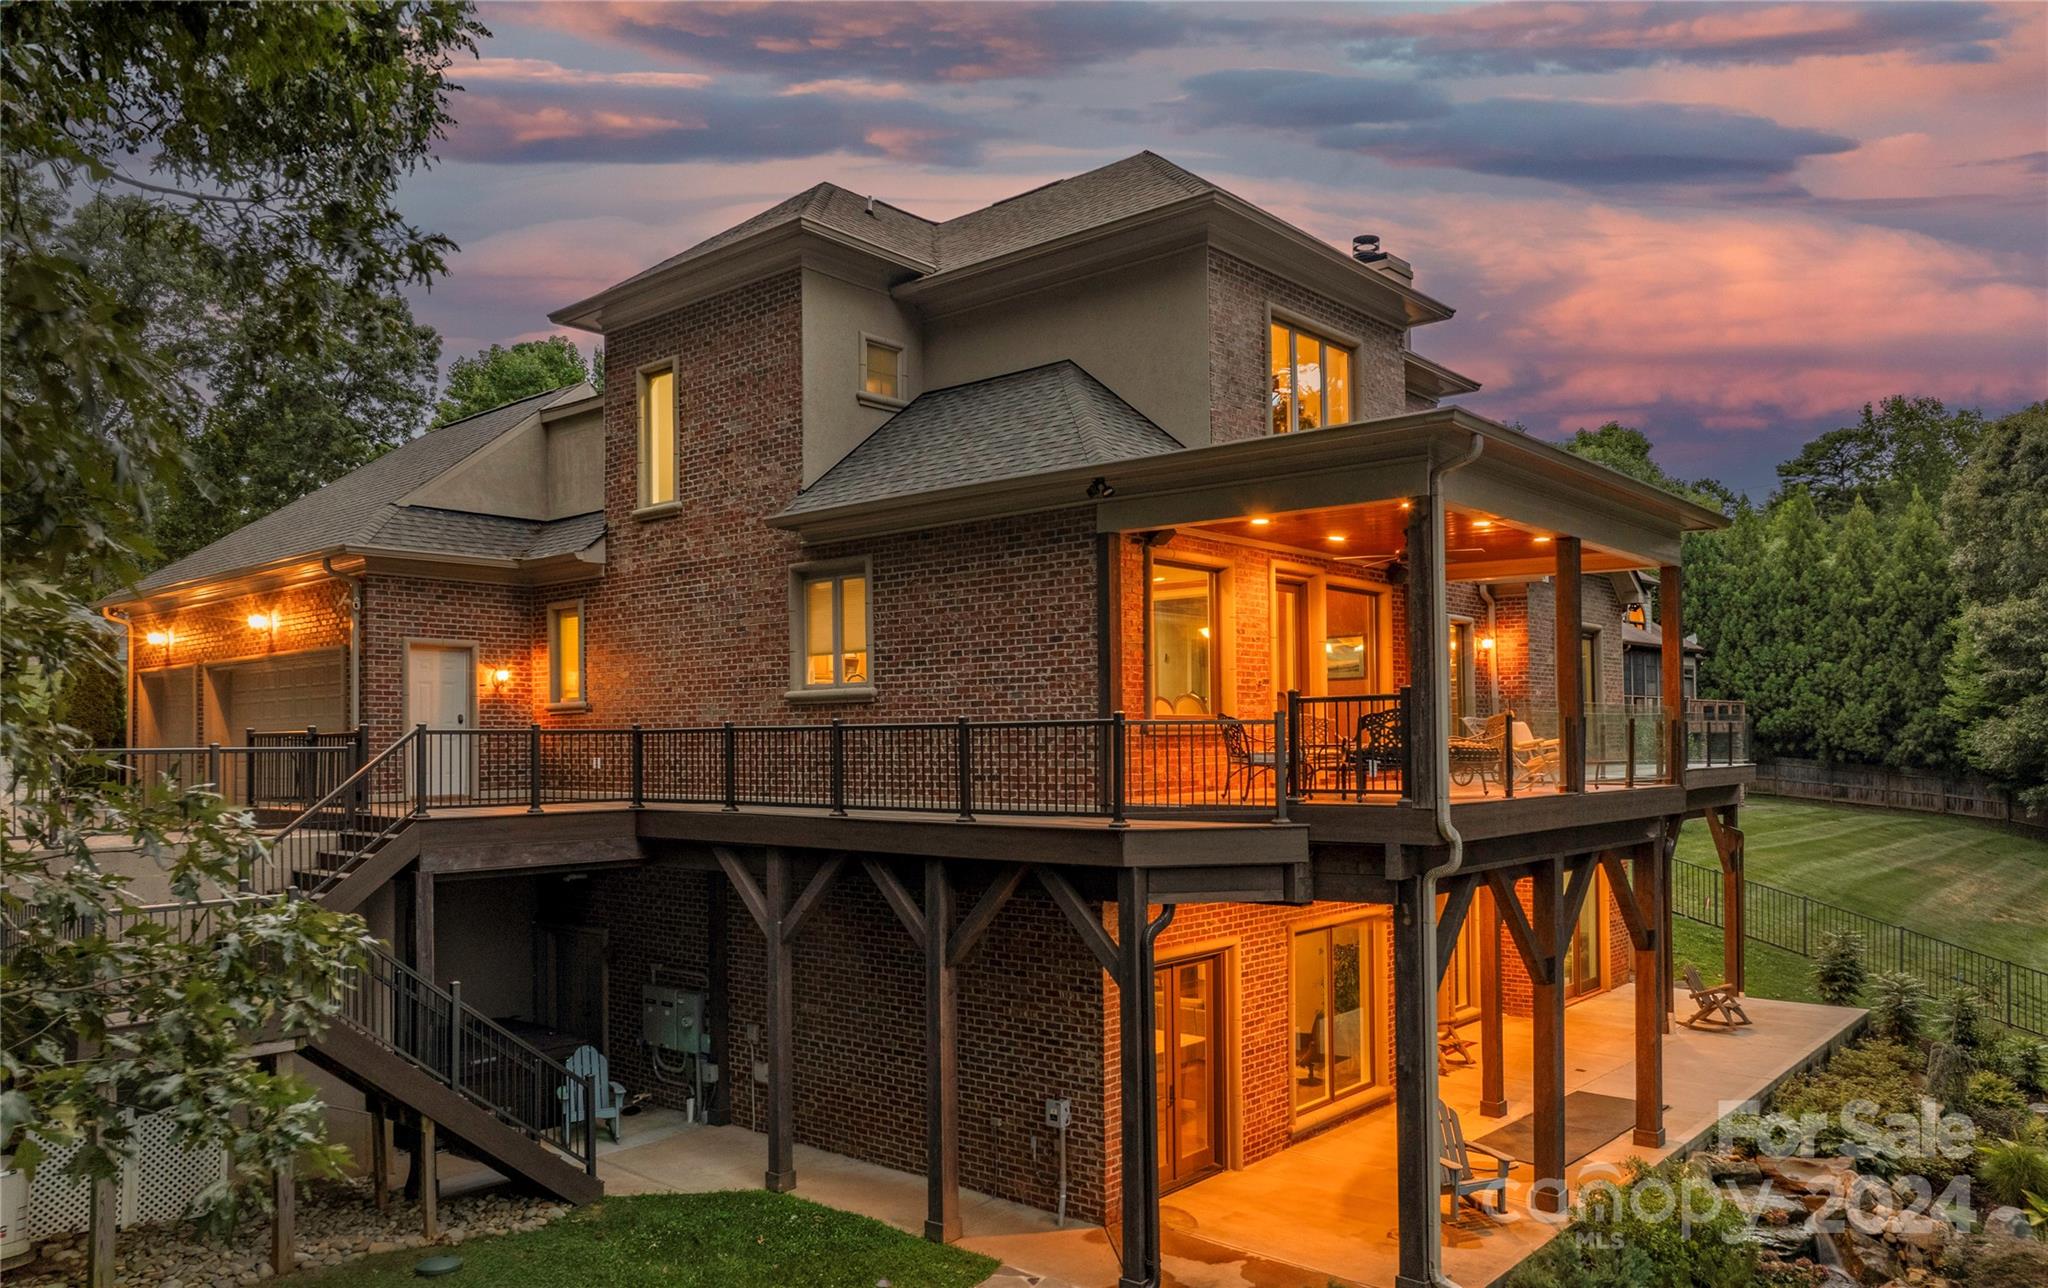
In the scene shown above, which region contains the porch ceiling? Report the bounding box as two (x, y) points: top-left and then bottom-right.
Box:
(1188, 500), (1649, 580)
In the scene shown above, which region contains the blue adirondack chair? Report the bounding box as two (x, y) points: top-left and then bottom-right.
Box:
(559, 1045), (626, 1143)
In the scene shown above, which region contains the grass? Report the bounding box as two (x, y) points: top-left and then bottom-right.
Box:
(1674, 797), (2048, 970)
(294, 1191), (999, 1288)
(1670, 914), (1819, 1005)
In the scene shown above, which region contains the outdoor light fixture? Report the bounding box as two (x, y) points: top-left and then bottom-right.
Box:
(1533, 535), (1553, 544)
(246, 613), (272, 631)
(1472, 519), (1493, 530)
(1326, 534), (1347, 544)
(1249, 517), (1271, 527)
(491, 667), (512, 695)
(1480, 637), (1496, 651)
(145, 629), (171, 647)
(1198, 626), (1211, 639)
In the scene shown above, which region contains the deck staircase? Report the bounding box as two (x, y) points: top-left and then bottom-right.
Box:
(254, 729), (604, 1204)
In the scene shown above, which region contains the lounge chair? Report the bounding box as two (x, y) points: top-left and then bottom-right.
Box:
(559, 1044), (627, 1143)
(1437, 1017), (1478, 1074)
(1679, 964), (1751, 1029)
(1439, 1100), (1511, 1217)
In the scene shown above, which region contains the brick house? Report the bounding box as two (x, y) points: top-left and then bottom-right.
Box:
(104, 153), (1755, 1288)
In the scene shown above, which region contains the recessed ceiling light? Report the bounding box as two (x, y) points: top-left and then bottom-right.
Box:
(1472, 519), (1493, 530)
(1153, 575), (1166, 583)
(1399, 501), (1412, 510)
(1326, 534), (1347, 543)
(1249, 517), (1271, 527)
(1533, 535), (1553, 544)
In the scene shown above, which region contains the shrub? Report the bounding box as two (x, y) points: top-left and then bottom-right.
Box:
(1813, 931), (1867, 1006)
(1868, 972), (1929, 1046)
(1774, 1038), (1922, 1123)
(1502, 1158), (1765, 1288)
(1941, 985), (1990, 1052)
(1965, 1071), (2037, 1141)
(1983, 1032), (2048, 1097)
(1942, 1234), (2048, 1287)
(1976, 1137), (2048, 1209)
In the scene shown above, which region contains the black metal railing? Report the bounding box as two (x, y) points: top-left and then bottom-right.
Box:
(257, 730), (421, 897)
(1288, 691), (1409, 800)
(94, 742), (360, 811)
(245, 728), (363, 810)
(1671, 859), (2046, 1037)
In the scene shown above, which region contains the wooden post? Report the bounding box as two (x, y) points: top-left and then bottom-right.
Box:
(87, 1122), (117, 1288)
(1479, 884), (1507, 1117)
(1708, 807), (1747, 994)
(1404, 495), (1442, 810)
(1114, 867), (1156, 1288)
(924, 860), (960, 1243)
(1631, 844), (1666, 1148)
(1393, 868), (1441, 1288)
(1659, 565), (1684, 782)
(370, 1099), (391, 1214)
(1660, 822), (1677, 1023)
(763, 850), (795, 1192)
(1555, 538), (1584, 793)
(419, 1117), (439, 1239)
(1530, 857), (1567, 1214)
(270, 1052), (297, 1275)
(414, 870), (436, 985)
(707, 880), (733, 1126)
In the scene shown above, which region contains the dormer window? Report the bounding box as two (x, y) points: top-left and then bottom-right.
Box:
(861, 336), (904, 406)
(638, 363), (677, 512)
(1270, 319), (1352, 434)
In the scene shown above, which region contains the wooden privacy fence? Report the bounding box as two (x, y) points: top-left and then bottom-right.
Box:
(1671, 859), (2048, 1038)
(1753, 757), (2048, 835)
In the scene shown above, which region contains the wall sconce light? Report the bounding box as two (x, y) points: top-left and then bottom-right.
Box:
(1479, 636), (1496, 651)
(491, 667), (512, 694)
(145, 629), (172, 647)
(246, 613), (272, 631)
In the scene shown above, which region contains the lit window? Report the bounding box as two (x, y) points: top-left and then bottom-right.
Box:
(797, 569), (870, 689)
(639, 366), (677, 508)
(862, 339), (902, 401)
(1293, 916), (1384, 1113)
(548, 602), (585, 706)
(1270, 320), (1351, 434)
(1149, 562), (1218, 716)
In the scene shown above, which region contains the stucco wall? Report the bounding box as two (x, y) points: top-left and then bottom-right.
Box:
(799, 266), (925, 486)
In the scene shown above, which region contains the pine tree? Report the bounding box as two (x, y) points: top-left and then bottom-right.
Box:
(1752, 490), (1831, 758)
(1690, 502), (1764, 701)
(1874, 492), (1959, 768)
(1816, 500), (1885, 763)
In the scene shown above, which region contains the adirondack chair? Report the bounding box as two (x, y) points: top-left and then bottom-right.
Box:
(559, 1045), (627, 1143)
(1679, 964), (1752, 1029)
(1438, 1100), (1511, 1217)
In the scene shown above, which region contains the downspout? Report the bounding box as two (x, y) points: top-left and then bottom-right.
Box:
(322, 556), (364, 733)
(1477, 584), (1500, 713)
(101, 605), (134, 745)
(1417, 431), (1484, 1288)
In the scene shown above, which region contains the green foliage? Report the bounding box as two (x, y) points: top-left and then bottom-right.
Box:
(285, 1191), (999, 1288)
(1561, 422), (1735, 511)
(1776, 395), (1984, 517)
(1942, 1234), (2048, 1285)
(1749, 489), (1832, 756)
(1875, 492), (1961, 768)
(1976, 1137), (2048, 1210)
(1962, 1071), (2036, 1141)
(1943, 401), (2048, 809)
(1868, 971), (1930, 1046)
(1773, 1038), (1923, 1124)
(2, 0), (480, 1226)
(1812, 930), (1867, 1007)
(1983, 1032), (2048, 1097)
(1502, 1158), (1765, 1288)
(434, 336), (596, 426)
(1942, 986), (1990, 1052)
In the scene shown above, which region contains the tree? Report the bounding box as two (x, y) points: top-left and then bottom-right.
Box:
(1560, 421), (1734, 511)
(1943, 402), (2048, 807)
(1776, 395), (1985, 517)
(1814, 499), (1885, 764)
(1873, 492), (1959, 769)
(434, 335), (596, 426)
(1750, 490), (1831, 758)
(1689, 501), (1766, 702)
(3, 0), (483, 1226)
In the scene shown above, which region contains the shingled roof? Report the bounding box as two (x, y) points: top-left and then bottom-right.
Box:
(125, 386), (601, 597)
(781, 361), (1183, 517)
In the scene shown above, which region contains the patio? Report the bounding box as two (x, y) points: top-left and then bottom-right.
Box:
(565, 985), (1860, 1288)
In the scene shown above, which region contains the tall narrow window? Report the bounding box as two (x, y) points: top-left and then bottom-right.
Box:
(1149, 562), (1218, 716)
(1324, 585), (1380, 695)
(639, 366), (677, 509)
(548, 602), (585, 706)
(862, 339), (902, 401)
(1292, 916), (1383, 1114)
(1273, 578), (1308, 706)
(797, 568), (870, 691)
(1270, 320), (1353, 434)
(1450, 619), (1475, 725)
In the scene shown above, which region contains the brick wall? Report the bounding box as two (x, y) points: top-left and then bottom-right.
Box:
(127, 579), (353, 740)
(359, 574), (549, 749)
(1206, 249), (1407, 445)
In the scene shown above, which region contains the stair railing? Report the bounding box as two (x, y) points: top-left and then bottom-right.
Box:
(335, 941), (599, 1175)
(255, 728), (422, 898)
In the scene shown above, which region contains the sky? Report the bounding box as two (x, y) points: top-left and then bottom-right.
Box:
(398, 1), (2048, 498)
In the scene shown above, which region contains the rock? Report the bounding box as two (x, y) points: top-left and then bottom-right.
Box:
(1745, 1223), (1817, 1260)
(1758, 1155), (1858, 1196)
(1699, 1153), (1766, 1185)
(1838, 1228), (1900, 1286)
(1886, 1210), (1949, 1254)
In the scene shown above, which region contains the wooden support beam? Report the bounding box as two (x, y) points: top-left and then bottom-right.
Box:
(1404, 494), (1443, 810)
(1393, 874), (1442, 1288)
(271, 1053), (296, 1276)
(420, 1117), (439, 1239)
(370, 1099), (390, 1214)
(1530, 857), (1567, 1215)
(1597, 850), (1652, 951)
(1434, 873), (1477, 987)
(414, 868), (436, 984)
(949, 864), (1028, 968)
(1479, 885), (1506, 1117)
(1555, 537), (1585, 794)
(925, 861), (961, 1244)
(1483, 870), (1551, 985)
(1114, 867), (1157, 1288)
(707, 880), (732, 1126)
(1038, 866), (1120, 981)
(1631, 842), (1666, 1148)
(1560, 854), (1599, 945)
(763, 850), (795, 1193)
(713, 845), (772, 935)
(1706, 808), (1746, 994)
(781, 854), (845, 943)
(863, 857), (927, 950)
(1659, 820), (1678, 1024)
(1659, 564), (1684, 783)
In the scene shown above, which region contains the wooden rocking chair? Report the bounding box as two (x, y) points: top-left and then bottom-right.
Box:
(1679, 964), (1752, 1029)
(1439, 1100), (1511, 1217)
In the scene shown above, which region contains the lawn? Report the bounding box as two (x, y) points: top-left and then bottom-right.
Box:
(1671, 914), (1819, 1005)
(295, 1192), (999, 1288)
(1673, 797), (2048, 970)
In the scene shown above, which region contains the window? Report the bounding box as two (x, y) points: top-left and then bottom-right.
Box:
(1323, 585), (1380, 695)
(1269, 319), (1352, 434)
(638, 366), (677, 510)
(862, 338), (902, 402)
(1450, 619), (1476, 724)
(1580, 629), (1600, 711)
(796, 567), (870, 691)
(1149, 562), (1218, 716)
(1273, 578), (1308, 706)
(1293, 916), (1384, 1114)
(548, 602), (585, 707)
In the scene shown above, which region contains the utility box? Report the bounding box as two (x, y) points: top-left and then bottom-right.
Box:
(641, 984), (705, 1053)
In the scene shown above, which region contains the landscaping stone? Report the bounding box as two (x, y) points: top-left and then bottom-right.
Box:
(6, 1180), (566, 1287)
(1758, 1154), (1858, 1195)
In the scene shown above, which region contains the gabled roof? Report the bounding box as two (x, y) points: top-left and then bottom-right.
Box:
(780, 361), (1182, 517)
(929, 152), (1214, 272)
(121, 386), (600, 599)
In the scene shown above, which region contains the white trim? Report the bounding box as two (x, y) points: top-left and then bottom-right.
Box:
(856, 331), (908, 407)
(788, 557), (874, 696)
(1265, 308), (1358, 436)
(637, 360), (680, 512)
(546, 598), (587, 708)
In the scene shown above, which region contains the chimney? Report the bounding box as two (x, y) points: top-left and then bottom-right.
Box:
(1352, 233), (1413, 284)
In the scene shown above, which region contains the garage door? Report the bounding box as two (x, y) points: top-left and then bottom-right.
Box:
(215, 649), (346, 742)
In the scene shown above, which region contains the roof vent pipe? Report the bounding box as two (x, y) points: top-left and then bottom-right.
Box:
(865, 195), (877, 216)
(1352, 234), (1389, 264)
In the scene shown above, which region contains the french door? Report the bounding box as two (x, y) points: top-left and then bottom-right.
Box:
(1154, 954), (1223, 1191)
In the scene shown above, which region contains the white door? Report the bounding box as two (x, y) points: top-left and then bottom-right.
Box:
(407, 645), (473, 800)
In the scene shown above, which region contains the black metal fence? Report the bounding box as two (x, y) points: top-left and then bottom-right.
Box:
(1671, 859), (2047, 1037)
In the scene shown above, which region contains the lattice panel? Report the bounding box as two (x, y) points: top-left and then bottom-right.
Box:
(131, 1114), (228, 1225)
(25, 1133), (98, 1239)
